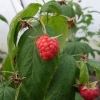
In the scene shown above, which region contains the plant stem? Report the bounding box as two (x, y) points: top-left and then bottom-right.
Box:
(72, 54), (81, 56)
(47, 12), (49, 24)
(1, 71), (14, 74)
(38, 20), (47, 35)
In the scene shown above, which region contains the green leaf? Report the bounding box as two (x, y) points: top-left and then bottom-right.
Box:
(61, 5), (75, 18)
(63, 42), (95, 60)
(1, 55), (12, 79)
(88, 59), (100, 80)
(73, 2), (82, 18)
(87, 31), (95, 37)
(0, 14), (8, 23)
(75, 92), (83, 100)
(87, 63), (94, 74)
(0, 80), (12, 87)
(85, 14), (93, 26)
(40, 1), (62, 15)
(75, 37), (89, 42)
(2, 47), (18, 79)
(82, 7), (92, 10)
(68, 1), (73, 7)
(17, 88), (28, 100)
(0, 86), (16, 100)
(48, 16), (68, 52)
(69, 25), (78, 34)
(44, 55), (77, 100)
(17, 26), (59, 100)
(7, 3), (41, 61)
(78, 26), (87, 31)
(88, 10), (100, 14)
(78, 61), (89, 84)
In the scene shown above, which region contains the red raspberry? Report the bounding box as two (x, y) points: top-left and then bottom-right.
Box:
(78, 85), (84, 91)
(79, 85), (99, 100)
(36, 35), (59, 60)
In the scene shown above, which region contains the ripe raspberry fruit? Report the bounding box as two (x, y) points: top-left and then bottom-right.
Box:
(79, 85), (99, 100)
(36, 35), (59, 60)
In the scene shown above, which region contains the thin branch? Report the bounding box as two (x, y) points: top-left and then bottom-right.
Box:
(10, 0), (17, 14)
(20, 0), (25, 9)
(42, 0), (45, 4)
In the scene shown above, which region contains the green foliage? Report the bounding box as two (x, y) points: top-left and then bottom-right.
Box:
(63, 42), (95, 59)
(75, 92), (83, 100)
(1, 55), (12, 79)
(17, 27), (59, 100)
(73, 2), (82, 18)
(44, 55), (77, 100)
(78, 61), (89, 84)
(0, 81), (16, 100)
(7, 3), (42, 61)
(88, 60), (100, 80)
(48, 16), (68, 52)
(40, 1), (62, 14)
(61, 5), (75, 18)
(1, 0), (100, 100)
(0, 14), (8, 23)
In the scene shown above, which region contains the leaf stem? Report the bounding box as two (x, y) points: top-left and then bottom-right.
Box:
(1, 71), (14, 74)
(72, 54), (81, 56)
(25, 17), (47, 35)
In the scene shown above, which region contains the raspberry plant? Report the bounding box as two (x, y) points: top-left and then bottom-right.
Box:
(0, 0), (100, 100)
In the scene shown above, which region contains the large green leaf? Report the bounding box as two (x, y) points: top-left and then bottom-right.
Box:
(40, 1), (62, 15)
(78, 61), (89, 84)
(44, 55), (77, 100)
(0, 14), (8, 23)
(0, 85), (16, 100)
(88, 60), (100, 80)
(48, 16), (68, 52)
(17, 26), (59, 100)
(63, 42), (95, 59)
(7, 3), (41, 60)
(61, 5), (75, 18)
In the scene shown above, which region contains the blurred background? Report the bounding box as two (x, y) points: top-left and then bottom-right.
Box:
(0, 0), (100, 62)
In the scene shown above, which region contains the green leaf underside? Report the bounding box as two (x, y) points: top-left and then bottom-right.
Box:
(79, 61), (89, 84)
(0, 86), (16, 100)
(61, 5), (75, 18)
(88, 60), (100, 80)
(17, 26), (59, 100)
(48, 16), (68, 52)
(44, 55), (77, 100)
(7, 3), (41, 60)
(40, 1), (62, 14)
(0, 14), (8, 23)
